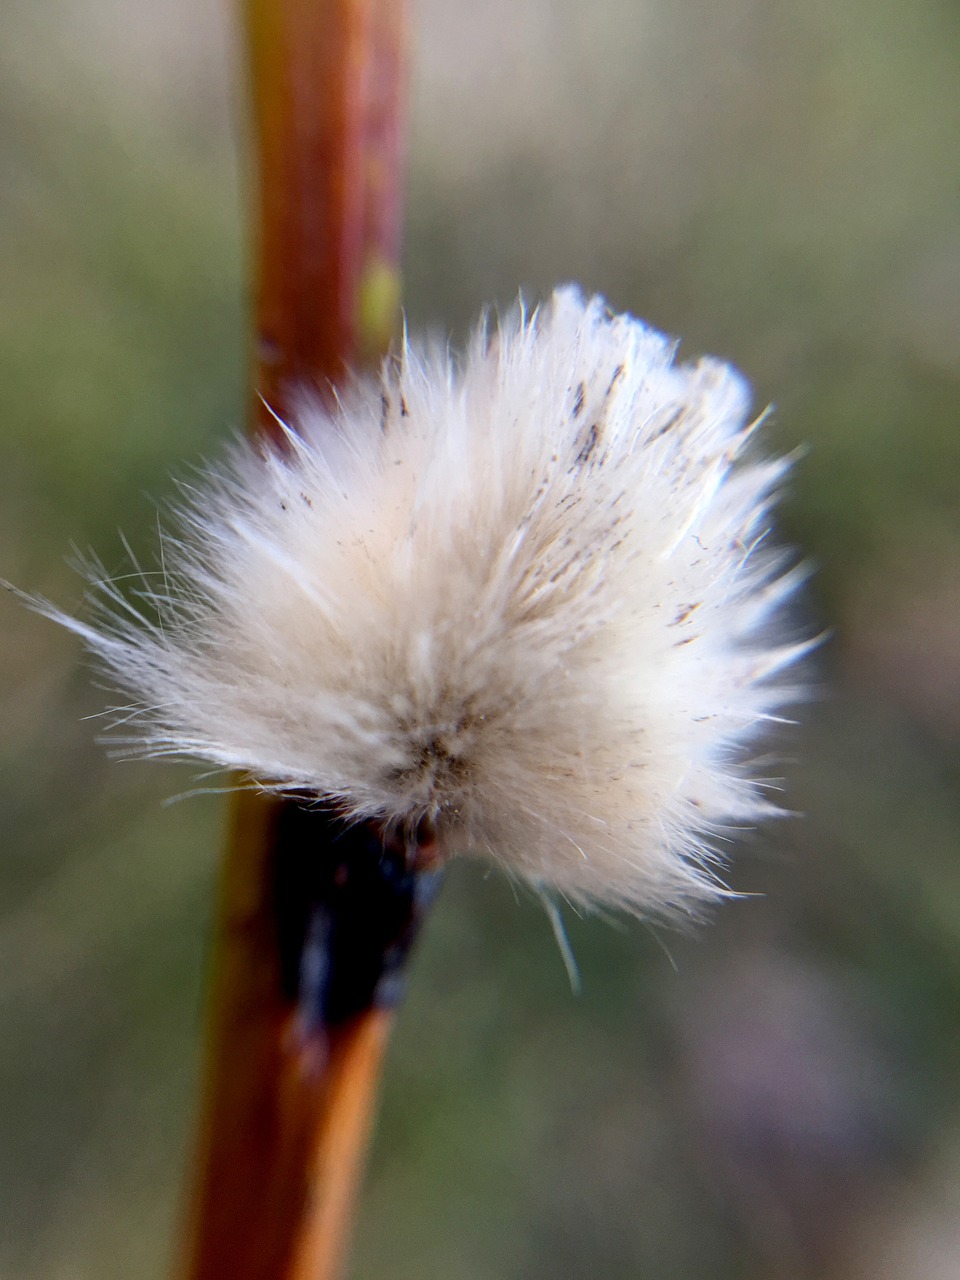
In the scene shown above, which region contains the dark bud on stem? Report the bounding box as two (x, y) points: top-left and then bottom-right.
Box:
(272, 803), (444, 1037)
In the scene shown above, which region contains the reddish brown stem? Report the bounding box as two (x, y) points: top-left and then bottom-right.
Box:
(173, 4), (408, 1279)
(246, 0), (406, 432)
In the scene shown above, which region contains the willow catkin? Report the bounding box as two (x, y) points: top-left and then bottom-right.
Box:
(43, 287), (809, 916)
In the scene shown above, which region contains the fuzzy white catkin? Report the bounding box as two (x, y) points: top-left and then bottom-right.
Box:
(49, 287), (807, 917)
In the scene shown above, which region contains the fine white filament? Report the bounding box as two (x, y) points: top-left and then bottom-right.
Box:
(48, 287), (807, 917)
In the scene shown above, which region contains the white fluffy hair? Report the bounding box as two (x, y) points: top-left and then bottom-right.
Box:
(50, 287), (807, 917)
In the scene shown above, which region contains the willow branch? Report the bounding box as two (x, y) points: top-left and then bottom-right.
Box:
(173, 4), (410, 1279)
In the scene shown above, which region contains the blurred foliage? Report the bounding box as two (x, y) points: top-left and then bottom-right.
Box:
(1, 1), (959, 1277)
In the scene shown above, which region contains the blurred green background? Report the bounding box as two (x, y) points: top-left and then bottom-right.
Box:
(2, 0), (959, 1276)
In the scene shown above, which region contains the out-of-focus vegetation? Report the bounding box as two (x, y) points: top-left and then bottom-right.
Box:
(2, 0), (959, 1276)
